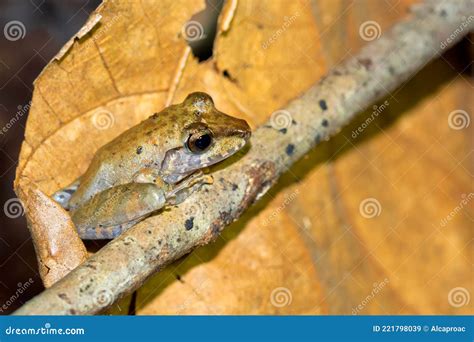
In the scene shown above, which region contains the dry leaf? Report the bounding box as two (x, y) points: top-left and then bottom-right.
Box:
(19, 184), (87, 288)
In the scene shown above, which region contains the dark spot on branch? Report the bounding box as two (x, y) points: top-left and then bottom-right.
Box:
(136, 146), (143, 154)
(319, 99), (328, 111)
(185, 217), (194, 230)
(292, 119), (297, 125)
(279, 128), (287, 134)
(388, 66), (395, 75)
(58, 293), (72, 304)
(440, 9), (447, 17)
(218, 210), (233, 225)
(209, 210), (233, 239)
(176, 274), (184, 283)
(358, 58), (373, 70)
(315, 134), (321, 145)
(232, 183), (238, 191)
(321, 119), (329, 127)
(285, 144), (295, 156)
(85, 264), (97, 270)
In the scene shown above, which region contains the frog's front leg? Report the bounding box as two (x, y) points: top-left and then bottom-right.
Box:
(133, 167), (162, 184)
(71, 182), (166, 240)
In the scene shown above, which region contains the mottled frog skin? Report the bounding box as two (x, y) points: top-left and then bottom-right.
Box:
(53, 92), (251, 239)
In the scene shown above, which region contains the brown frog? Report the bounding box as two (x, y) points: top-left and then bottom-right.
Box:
(52, 92), (251, 239)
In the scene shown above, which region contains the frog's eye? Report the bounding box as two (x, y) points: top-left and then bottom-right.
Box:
(186, 132), (213, 153)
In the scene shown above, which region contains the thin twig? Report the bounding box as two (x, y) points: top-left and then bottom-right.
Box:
(14, 0), (473, 315)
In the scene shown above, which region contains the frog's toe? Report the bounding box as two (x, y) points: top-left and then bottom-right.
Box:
(51, 179), (81, 210)
(52, 188), (76, 210)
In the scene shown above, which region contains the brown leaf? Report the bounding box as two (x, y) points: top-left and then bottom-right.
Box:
(19, 184), (87, 288)
(15, 0), (205, 286)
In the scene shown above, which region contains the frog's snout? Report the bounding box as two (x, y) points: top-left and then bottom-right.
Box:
(233, 118), (251, 141)
(219, 115), (251, 141)
(238, 127), (251, 141)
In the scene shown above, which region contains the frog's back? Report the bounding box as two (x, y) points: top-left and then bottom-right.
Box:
(68, 109), (181, 209)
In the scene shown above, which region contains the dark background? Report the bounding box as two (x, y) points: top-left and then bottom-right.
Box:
(0, 0), (102, 314)
(0, 0), (222, 314)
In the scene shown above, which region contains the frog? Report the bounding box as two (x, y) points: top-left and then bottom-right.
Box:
(52, 92), (251, 240)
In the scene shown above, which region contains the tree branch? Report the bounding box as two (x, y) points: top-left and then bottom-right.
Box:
(14, 0), (473, 315)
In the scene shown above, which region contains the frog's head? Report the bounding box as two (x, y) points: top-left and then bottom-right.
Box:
(161, 92), (251, 183)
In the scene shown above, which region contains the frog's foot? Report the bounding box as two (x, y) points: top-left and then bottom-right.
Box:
(167, 172), (213, 205)
(51, 178), (81, 210)
(78, 219), (140, 240)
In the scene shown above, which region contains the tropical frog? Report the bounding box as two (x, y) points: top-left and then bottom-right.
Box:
(52, 92), (251, 239)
